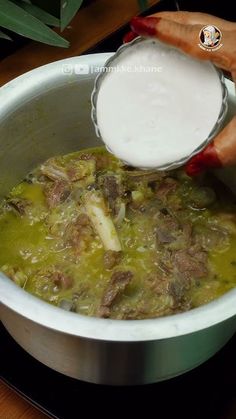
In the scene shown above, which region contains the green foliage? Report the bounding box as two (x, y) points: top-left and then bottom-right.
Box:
(13, 1), (60, 26)
(0, 0), (148, 48)
(0, 0), (83, 47)
(60, 0), (84, 31)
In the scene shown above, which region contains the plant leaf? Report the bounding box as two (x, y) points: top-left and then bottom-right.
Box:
(138, 0), (148, 12)
(0, 28), (12, 40)
(0, 0), (69, 47)
(60, 0), (83, 31)
(13, 0), (60, 27)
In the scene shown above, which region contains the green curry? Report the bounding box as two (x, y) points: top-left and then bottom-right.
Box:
(0, 147), (236, 319)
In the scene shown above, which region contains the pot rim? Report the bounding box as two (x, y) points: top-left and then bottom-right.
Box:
(0, 54), (235, 342)
(1, 273), (236, 341)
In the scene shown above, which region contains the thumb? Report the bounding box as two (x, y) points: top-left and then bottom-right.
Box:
(130, 16), (231, 71)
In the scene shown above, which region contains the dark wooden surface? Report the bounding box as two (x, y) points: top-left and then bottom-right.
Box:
(0, 381), (49, 419)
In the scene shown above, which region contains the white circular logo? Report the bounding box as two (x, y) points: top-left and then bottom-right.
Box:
(199, 25), (223, 51)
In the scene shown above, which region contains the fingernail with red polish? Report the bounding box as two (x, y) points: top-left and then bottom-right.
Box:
(203, 143), (222, 168)
(185, 155), (206, 177)
(123, 31), (138, 44)
(185, 143), (221, 177)
(130, 16), (160, 37)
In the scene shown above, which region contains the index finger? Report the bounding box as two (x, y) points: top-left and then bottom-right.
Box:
(131, 16), (235, 73)
(150, 11), (236, 31)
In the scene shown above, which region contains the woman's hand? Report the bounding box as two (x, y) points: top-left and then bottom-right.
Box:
(126, 12), (236, 176)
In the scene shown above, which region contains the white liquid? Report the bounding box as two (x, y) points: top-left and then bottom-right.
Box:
(96, 39), (223, 168)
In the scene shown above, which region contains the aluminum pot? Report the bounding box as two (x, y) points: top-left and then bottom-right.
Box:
(0, 54), (235, 385)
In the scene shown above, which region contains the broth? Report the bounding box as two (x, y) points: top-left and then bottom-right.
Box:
(0, 147), (236, 319)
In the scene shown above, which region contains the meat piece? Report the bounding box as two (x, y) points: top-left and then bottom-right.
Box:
(99, 174), (124, 215)
(76, 213), (90, 226)
(44, 181), (71, 208)
(102, 271), (133, 307)
(35, 267), (74, 291)
(173, 249), (208, 280)
(102, 175), (121, 202)
(7, 197), (30, 216)
(40, 158), (69, 181)
(95, 153), (112, 171)
(51, 271), (74, 289)
(103, 250), (122, 269)
(64, 213), (94, 253)
(66, 159), (95, 183)
(168, 278), (192, 310)
(156, 215), (180, 244)
(147, 272), (192, 312)
(188, 244), (208, 263)
(98, 305), (111, 318)
(156, 248), (173, 273)
(182, 223), (192, 241)
(98, 271), (133, 318)
(41, 156), (95, 185)
(145, 271), (191, 313)
(169, 279), (186, 302)
(146, 274), (170, 295)
(156, 213), (192, 249)
(155, 177), (178, 200)
(125, 169), (165, 183)
(118, 292), (177, 319)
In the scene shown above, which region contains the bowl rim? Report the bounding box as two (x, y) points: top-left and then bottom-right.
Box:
(0, 54), (235, 342)
(91, 37), (228, 170)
